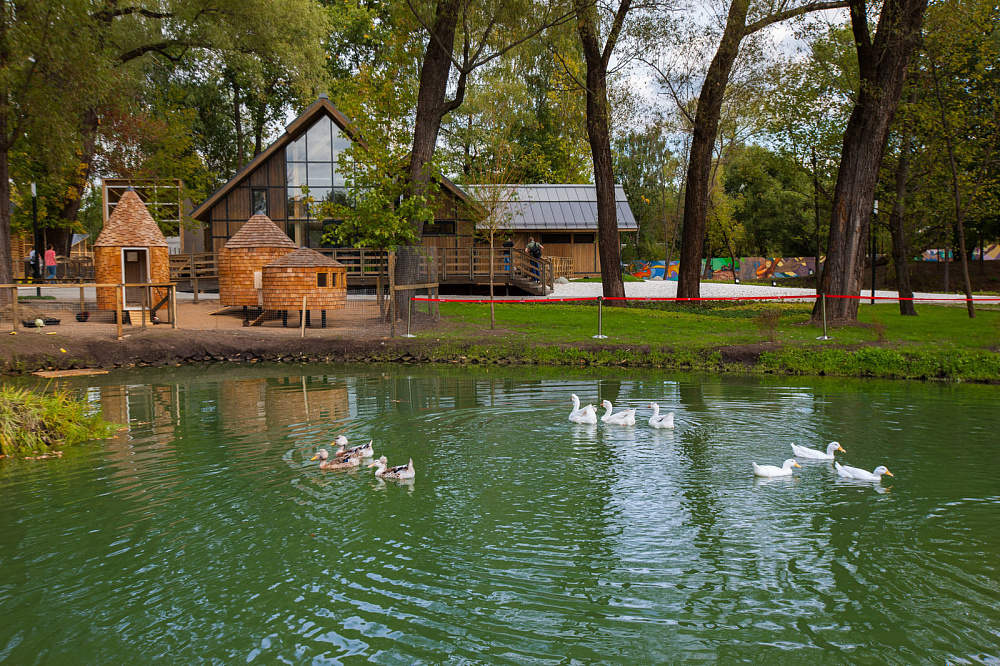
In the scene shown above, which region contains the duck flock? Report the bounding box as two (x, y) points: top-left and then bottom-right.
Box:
(570, 394), (894, 483)
(308, 393), (893, 486)
(310, 435), (415, 480)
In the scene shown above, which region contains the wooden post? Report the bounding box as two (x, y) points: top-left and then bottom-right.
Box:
(191, 251), (200, 304)
(389, 250), (396, 338)
(11, 285), (18, 332)
(170, 284), (177, 328)
(300, 295), (307, 338)
(79, 279), (85, 314)
(116, 284), (123, 340)
(141, 286), (148, 332)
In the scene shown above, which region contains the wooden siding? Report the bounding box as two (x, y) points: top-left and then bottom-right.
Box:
(209, 148), (289, 252)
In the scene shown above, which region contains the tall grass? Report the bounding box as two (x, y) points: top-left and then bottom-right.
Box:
(0, 387), (117, 456)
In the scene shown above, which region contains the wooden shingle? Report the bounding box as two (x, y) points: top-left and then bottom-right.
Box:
(224, 213), (297, 249)
(94, 190), (168, 247)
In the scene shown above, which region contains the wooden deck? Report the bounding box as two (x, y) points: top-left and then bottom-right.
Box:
(169, 247), (565, 296)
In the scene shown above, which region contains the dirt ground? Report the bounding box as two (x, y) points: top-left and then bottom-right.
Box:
(0, 299), (450, 374)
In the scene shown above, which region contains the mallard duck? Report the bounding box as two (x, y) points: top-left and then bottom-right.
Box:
(569, 394), (597, 423)
(752, 459), (801, 477)
(601, 400), (636, 426)
(647, 403), (675, 429)
(791, 441), (845, 460)
(311, 448), (360, 470)
(335, 437), (374, 460)
(835, 462), (893, 481)
(369, 455), (415, 480)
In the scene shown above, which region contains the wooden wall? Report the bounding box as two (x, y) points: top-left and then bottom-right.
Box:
(210, 150), (288, 252)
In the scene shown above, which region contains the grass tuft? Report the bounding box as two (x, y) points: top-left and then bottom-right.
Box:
(0, 387), (117, 456)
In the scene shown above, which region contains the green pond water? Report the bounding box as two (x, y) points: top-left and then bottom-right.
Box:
(1, 365), (999, 664)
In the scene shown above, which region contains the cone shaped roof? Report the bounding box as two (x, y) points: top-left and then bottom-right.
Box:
(224, 213), (298, 249)
(95, 190), (168, 247)
(265, 247), (343, 268)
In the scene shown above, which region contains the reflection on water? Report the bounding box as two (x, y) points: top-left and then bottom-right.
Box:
(1, 365), (999, 664)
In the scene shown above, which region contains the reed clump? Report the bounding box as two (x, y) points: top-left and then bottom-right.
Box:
(754, 309), (782, 343)
(0, 387), (117, 457)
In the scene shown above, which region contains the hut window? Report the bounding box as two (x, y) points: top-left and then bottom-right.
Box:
(253, 271), (262, 289)
(317, 272), (328, 288)
(573, 233), (596, 244)
(251, 189), (267, 215)
(541, 233), (571, 244)
(126, 251), (138, 262)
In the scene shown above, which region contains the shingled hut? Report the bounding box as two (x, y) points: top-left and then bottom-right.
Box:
(261, 247), (346, 326)
(94, 189), (170, 311)
(218, 213), (298, 307)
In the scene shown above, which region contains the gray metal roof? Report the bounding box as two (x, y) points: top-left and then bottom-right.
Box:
(466, 184), (637, 231)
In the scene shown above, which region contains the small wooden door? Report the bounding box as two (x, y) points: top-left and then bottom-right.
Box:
(123, 248), (149, 308)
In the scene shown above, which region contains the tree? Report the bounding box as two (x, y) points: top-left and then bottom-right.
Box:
(465, 136), (524, 328)
(319, 110), (436, 322)
(0, 0), (99, 297)
(672, 0), (852, 299)
(814, 0), (930, 321)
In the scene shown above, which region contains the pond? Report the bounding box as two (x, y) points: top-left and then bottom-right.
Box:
(1, 365), (998, 664)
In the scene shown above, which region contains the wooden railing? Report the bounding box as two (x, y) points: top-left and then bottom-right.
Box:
(550, 256), (574, 279)
(169, 252), (217, 280)
(434, 247), (553, 291)
(315, 248), (389, 279)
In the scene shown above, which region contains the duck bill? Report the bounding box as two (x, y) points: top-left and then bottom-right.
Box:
(837, 446), (846, 452)
(310, 455), (319, 461)
(884, 471), (894, 477)
(367, 461), (378, 468)
(794, 463), (802, 468)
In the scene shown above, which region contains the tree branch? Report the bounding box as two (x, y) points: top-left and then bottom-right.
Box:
(743, 0), (850, 35)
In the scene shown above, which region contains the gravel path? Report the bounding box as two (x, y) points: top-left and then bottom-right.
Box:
(447, 280), (990, 304)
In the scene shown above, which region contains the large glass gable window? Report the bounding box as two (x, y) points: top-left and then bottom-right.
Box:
(286, 114), (352, 245)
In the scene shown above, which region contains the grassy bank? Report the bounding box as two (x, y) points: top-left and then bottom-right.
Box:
(425, 300), (1000, 381)
(0, 387), (118, 457)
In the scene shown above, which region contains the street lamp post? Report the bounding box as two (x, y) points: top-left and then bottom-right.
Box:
(31, 183), (40, 296)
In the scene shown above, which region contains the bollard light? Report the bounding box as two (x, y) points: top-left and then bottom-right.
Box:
(734, 278), (740, 284)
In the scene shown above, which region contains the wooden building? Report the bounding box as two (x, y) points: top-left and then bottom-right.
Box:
(465, 184), (637, 276)
(93, 189), (170, 311)
(261, 247), (347, 311)
(190, 95), (475, 252)
(218, 213), (297, 307)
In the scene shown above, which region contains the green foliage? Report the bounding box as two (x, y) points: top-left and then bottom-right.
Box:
(0, 387), (117, 456)
(724, 145), (814, 256)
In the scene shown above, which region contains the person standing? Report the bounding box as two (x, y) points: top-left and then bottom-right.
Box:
(44, 244), (57, 280)
(526, 236), (543, 281)
(501, 237), (514, 273)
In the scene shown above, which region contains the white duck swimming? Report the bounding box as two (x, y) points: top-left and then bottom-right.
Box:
(569, 394), (598, 424)
(601, 400), (636, 426)
(369, 455), (415, 480)
(570, 403), (598, 425)
(752, 459), (801, 477)
(647, 403), (675, 429)
(334, 436), (374, 460)
(790, 441), (845, 460)
(835, 462), (893, 482)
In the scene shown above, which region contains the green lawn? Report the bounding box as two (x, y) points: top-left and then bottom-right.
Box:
(422, 300), (1000, 380)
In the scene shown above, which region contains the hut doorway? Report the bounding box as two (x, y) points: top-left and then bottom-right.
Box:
(122, 248), (149, 309)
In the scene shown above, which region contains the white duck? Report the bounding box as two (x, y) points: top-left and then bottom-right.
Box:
(790, 441), (845, 460)
(752, 459), (801, 477)
(835, 462), (893, 482)
(600, 400), (636, 426)
(570, 403), (598, 425)
(369, 455), (416, 480)
(647, 403), (675, 429)
(569, 394), (598, 424)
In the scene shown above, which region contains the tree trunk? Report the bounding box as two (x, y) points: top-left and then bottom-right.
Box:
(232, 77), (244, 170)
(812, 0), (928, 321)
(889, 128), (917, 315)
(0, 139), (12, 305)
(676, 0), (749, 299)
(58, 107), (100, 231)
(575, 0), (630, 300)
(408, 0), (460, 201)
